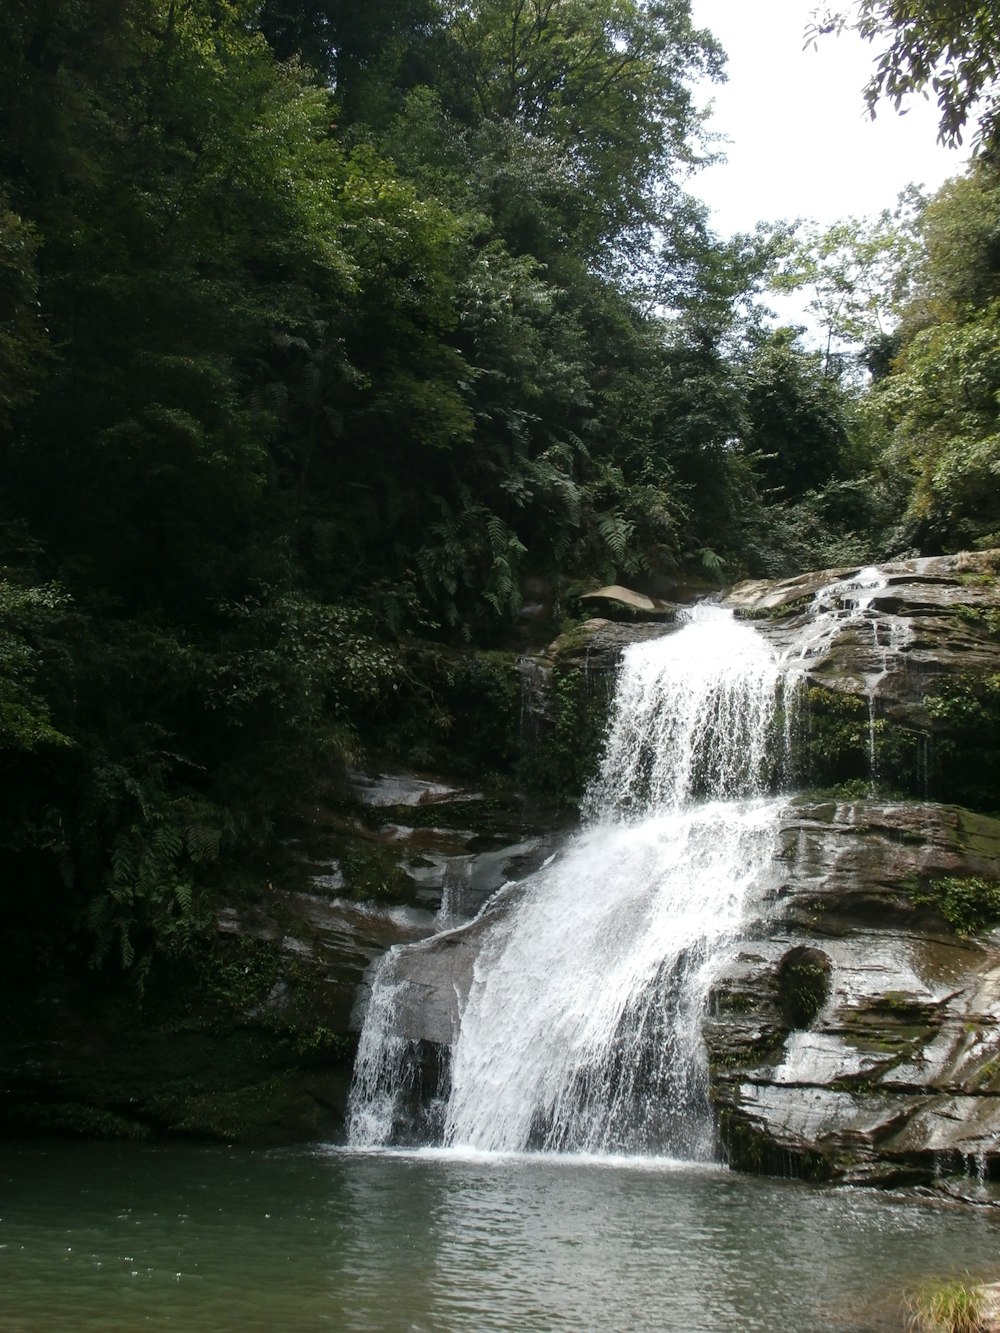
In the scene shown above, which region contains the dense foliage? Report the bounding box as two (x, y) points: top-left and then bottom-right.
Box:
(809, 0), (1000, 150)
(2, 0), (998, 977)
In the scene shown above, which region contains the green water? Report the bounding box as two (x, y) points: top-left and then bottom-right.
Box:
(1, 1141), (997, 1331)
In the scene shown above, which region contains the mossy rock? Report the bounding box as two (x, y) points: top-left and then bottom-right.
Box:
(1, 1101), (152, 1141)
(519, 661), (614, 806)
(0, 943), (359, 1146)
(715, 1109), (836, 1182)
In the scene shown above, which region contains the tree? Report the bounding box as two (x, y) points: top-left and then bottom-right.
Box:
(865, 160), (1000, 550)
(900, 164), (1000, 323)
(740, 329), (852, 502)
(874, 306), (1000, 549)
(434, 0), (724, 264)
(772, 192), (924, 375)
(0, 202), (46, 428)
(257, 0), (442, 122)
(808, 2), (1000, 151)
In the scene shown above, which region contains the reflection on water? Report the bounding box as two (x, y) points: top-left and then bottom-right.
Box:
(0, 1140), (997, 1331)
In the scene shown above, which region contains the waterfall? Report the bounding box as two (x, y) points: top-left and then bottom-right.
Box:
(348, 604), (792, 1158)
(584, 605), (784, 818)
(441, 800), (782, 1156)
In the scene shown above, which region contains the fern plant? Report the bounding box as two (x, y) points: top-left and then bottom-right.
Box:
(88, 791), (229, 972)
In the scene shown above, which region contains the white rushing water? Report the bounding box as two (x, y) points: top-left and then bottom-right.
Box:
(349, 605), (793, 1158)
(347, 578), (917, 1157)
(442, 798), (783, 1156)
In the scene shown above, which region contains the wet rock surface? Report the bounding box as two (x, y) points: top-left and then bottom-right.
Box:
(0, 765), (565, 1145)
(723, 551), (1000, 711)
(706, 797), (1000, 1200)
(376, 795), (1000, 1198)
(218, 767), (568, 1035)
(15, 555), (1000, 1168)
(344, 555), (1000, 1193)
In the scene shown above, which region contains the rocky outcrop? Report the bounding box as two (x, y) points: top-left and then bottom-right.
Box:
(217, 768), (567, 1034)
(724, 551), (1000, 702)
(526, 552), (1000, 810)
(0, 767), (563, 1145)
(706, 797), (1000, 1196)
(358, 797), (1000, 1195)
(23, 553), (998, 1168)
(519, 617), (678, 799)
(577, 585), (677, 618)
(370, 554), (1000, 1197)
(726, 553), (1000, 810)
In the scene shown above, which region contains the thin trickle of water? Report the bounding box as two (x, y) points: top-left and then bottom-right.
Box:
(781, 566), (911, 786)
(785, 566), (888, 667)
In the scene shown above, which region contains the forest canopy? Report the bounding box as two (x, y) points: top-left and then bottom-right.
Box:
(2, 0), (998, 977)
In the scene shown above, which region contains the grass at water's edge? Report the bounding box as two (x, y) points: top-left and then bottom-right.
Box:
(905, 1276), (994, 1332)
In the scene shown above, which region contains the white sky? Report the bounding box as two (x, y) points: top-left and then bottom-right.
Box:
(688, 0), (968, 237)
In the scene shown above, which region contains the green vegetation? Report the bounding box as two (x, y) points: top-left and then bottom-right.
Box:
(905, 1277), (988, 1333)
(909, 876), (1000, 936)
(525, 663), (615, 805)
(2, 0), (765, 982)
(811, 2), (1000, 152)
(777, 948), (830, 1029)
(3, 0), (1000, 1137)
(923, 675), (1000, 811)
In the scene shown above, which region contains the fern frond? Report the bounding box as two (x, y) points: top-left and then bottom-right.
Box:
(597, 511), (633, 564)
(119, 924), (134, 969)
(185, 823), (221, 863)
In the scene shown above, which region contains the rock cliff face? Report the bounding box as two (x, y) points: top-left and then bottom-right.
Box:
(363, 553), (1000, 1196)
(705, 798), (1000, 1193)
(725, 551), (1000, 812)
(353, 796), (1000, 1193)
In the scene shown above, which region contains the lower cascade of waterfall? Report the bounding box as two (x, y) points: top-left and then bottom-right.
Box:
(349, 575), (908, 1158)
(443, 799), (782, 1156)
(348, 605), (796, 1159)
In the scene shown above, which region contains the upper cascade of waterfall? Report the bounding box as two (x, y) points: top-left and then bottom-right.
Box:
(584, 604), (784, 821)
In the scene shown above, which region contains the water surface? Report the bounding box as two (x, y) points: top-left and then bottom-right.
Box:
(2, 1141), (998, 1331)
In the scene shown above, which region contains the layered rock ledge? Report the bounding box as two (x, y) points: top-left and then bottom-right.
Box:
(706, 797), (1000, 1194)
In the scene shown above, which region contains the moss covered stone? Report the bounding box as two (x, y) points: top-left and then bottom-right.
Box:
(520, 661), (614, 805)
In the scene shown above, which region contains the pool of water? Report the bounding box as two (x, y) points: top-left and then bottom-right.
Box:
(1, 1141), (997, 1331)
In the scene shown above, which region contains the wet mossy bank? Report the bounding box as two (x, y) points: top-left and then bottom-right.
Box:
(0, 951), (357, 1144)
(0, 623), (570, 1145)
